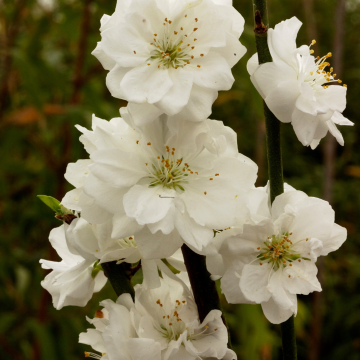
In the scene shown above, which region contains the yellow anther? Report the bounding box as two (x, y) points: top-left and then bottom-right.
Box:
(174, 31), (178, 35)
(338, 79), (342, 83)
(312, 39), (316, 45)
(204, 191), (207, 195)
(147, 142), (151, 145)
(310, 50), (314, 54)
(343, 84), (347, 87)
(197, 65), (201, 68)
(193, 28), (198, 31)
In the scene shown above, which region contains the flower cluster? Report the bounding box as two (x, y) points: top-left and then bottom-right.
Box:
(38, 1), (351, 359)
(79, 275), (236, 360)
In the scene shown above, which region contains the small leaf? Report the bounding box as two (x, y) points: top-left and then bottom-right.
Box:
(37, 195), (62, 214)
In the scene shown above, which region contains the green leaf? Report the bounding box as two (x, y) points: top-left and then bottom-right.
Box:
(37, 195), (62, 214)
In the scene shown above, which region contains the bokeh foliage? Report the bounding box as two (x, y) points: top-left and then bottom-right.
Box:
(0, 0), (359, 359)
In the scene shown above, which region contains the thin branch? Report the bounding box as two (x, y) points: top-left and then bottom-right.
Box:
(0, 0), (27, 120)
(181, 244), (231, 347)
(251, 2), (297, 359)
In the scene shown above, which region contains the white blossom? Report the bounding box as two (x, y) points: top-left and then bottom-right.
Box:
(40, 225), (107, 310)
(79, 274), (235, 360)
(206, 187), (347, 324)
(247, 17), (353, 149)
(92, 0), (246, 124)
(72, 107), (257, 257)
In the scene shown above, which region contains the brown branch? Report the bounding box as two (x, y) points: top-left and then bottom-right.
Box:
(70, 0), (93, 105)
(0, 0), (28, 120)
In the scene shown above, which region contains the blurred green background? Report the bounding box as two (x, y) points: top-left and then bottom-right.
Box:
(0, 0), (359, 359)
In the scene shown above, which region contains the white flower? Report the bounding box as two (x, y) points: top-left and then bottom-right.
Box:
(248, 17), (353, 149)
(80, 274), (235, 360)
(40, 225), (107, 310)
(206, 188), (347, 324)
(65, 216), (186, 290)
(92, 0), (246, 124)
(77, 107), (257, 257)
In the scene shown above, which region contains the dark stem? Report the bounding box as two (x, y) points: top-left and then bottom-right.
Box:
(101, 262), (135, 300)
(252, 2), (296, 359)
(181, 245), (231, 347)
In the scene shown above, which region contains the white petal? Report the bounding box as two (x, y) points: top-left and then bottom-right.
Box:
(135, 226), (183, 260)
(126, 338), (162, 360)
(331, 111), (353, 126)
(120, 64), (173, 103)
(91, 42), (116, 71)
(90, 149), (148, 187)
(268, 17), (302, 67)
(170, 84), (218, 122)
(154, 68), (193, 115)
(111, 212), (144, 239)
(142, 259), (162, 289)
(252, 61), (297, 99)
(190, 51), (234, 91)
(79, 329), (106, 353)
(291, 108), (319, 146)
(123, 185), (175, 225)
(106, 64), (130, 99)
(320, 223), (347, 256)
(283, 260), (322, 295)
(265, 80), (300, 123)
(239, 263), (272, 303)
(261, 296), (295, 324)
(247, 52), (259, 76)
(127, 102), (163, 126)
(175, 209), (214, 251)
(326, 119), (344, 146)
(221, 260), (255, 304)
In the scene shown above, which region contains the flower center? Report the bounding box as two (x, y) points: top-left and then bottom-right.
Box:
(146, 146), (197, 191)
(117, 236), (136, 249)
(147, 15), (203, 69)
(154, 298), (218, 343)
(304, 40), (347, 89)
(256, 232), (310, 270)
(155, 298), (187, 342)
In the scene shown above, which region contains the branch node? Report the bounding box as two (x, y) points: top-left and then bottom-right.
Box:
(254, 10), (267, 34)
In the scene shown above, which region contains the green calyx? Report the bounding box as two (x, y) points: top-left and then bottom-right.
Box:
(91, 261), (103, 279)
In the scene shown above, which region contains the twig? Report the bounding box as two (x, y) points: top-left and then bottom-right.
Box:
(251, 2), (297, 359)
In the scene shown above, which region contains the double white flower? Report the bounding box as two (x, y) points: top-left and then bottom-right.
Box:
(62, 107), (257, 258)
(248, 17), (353, 149)
(93, 0), (246, 124)
(80, 274), (235, 360)
(206, 187), (346, 324)
(40, 224), (107, 310)
(41, 218), (185, 309)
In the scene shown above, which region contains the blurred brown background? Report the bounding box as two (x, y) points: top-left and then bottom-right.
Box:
(0, 0), (359, 359)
